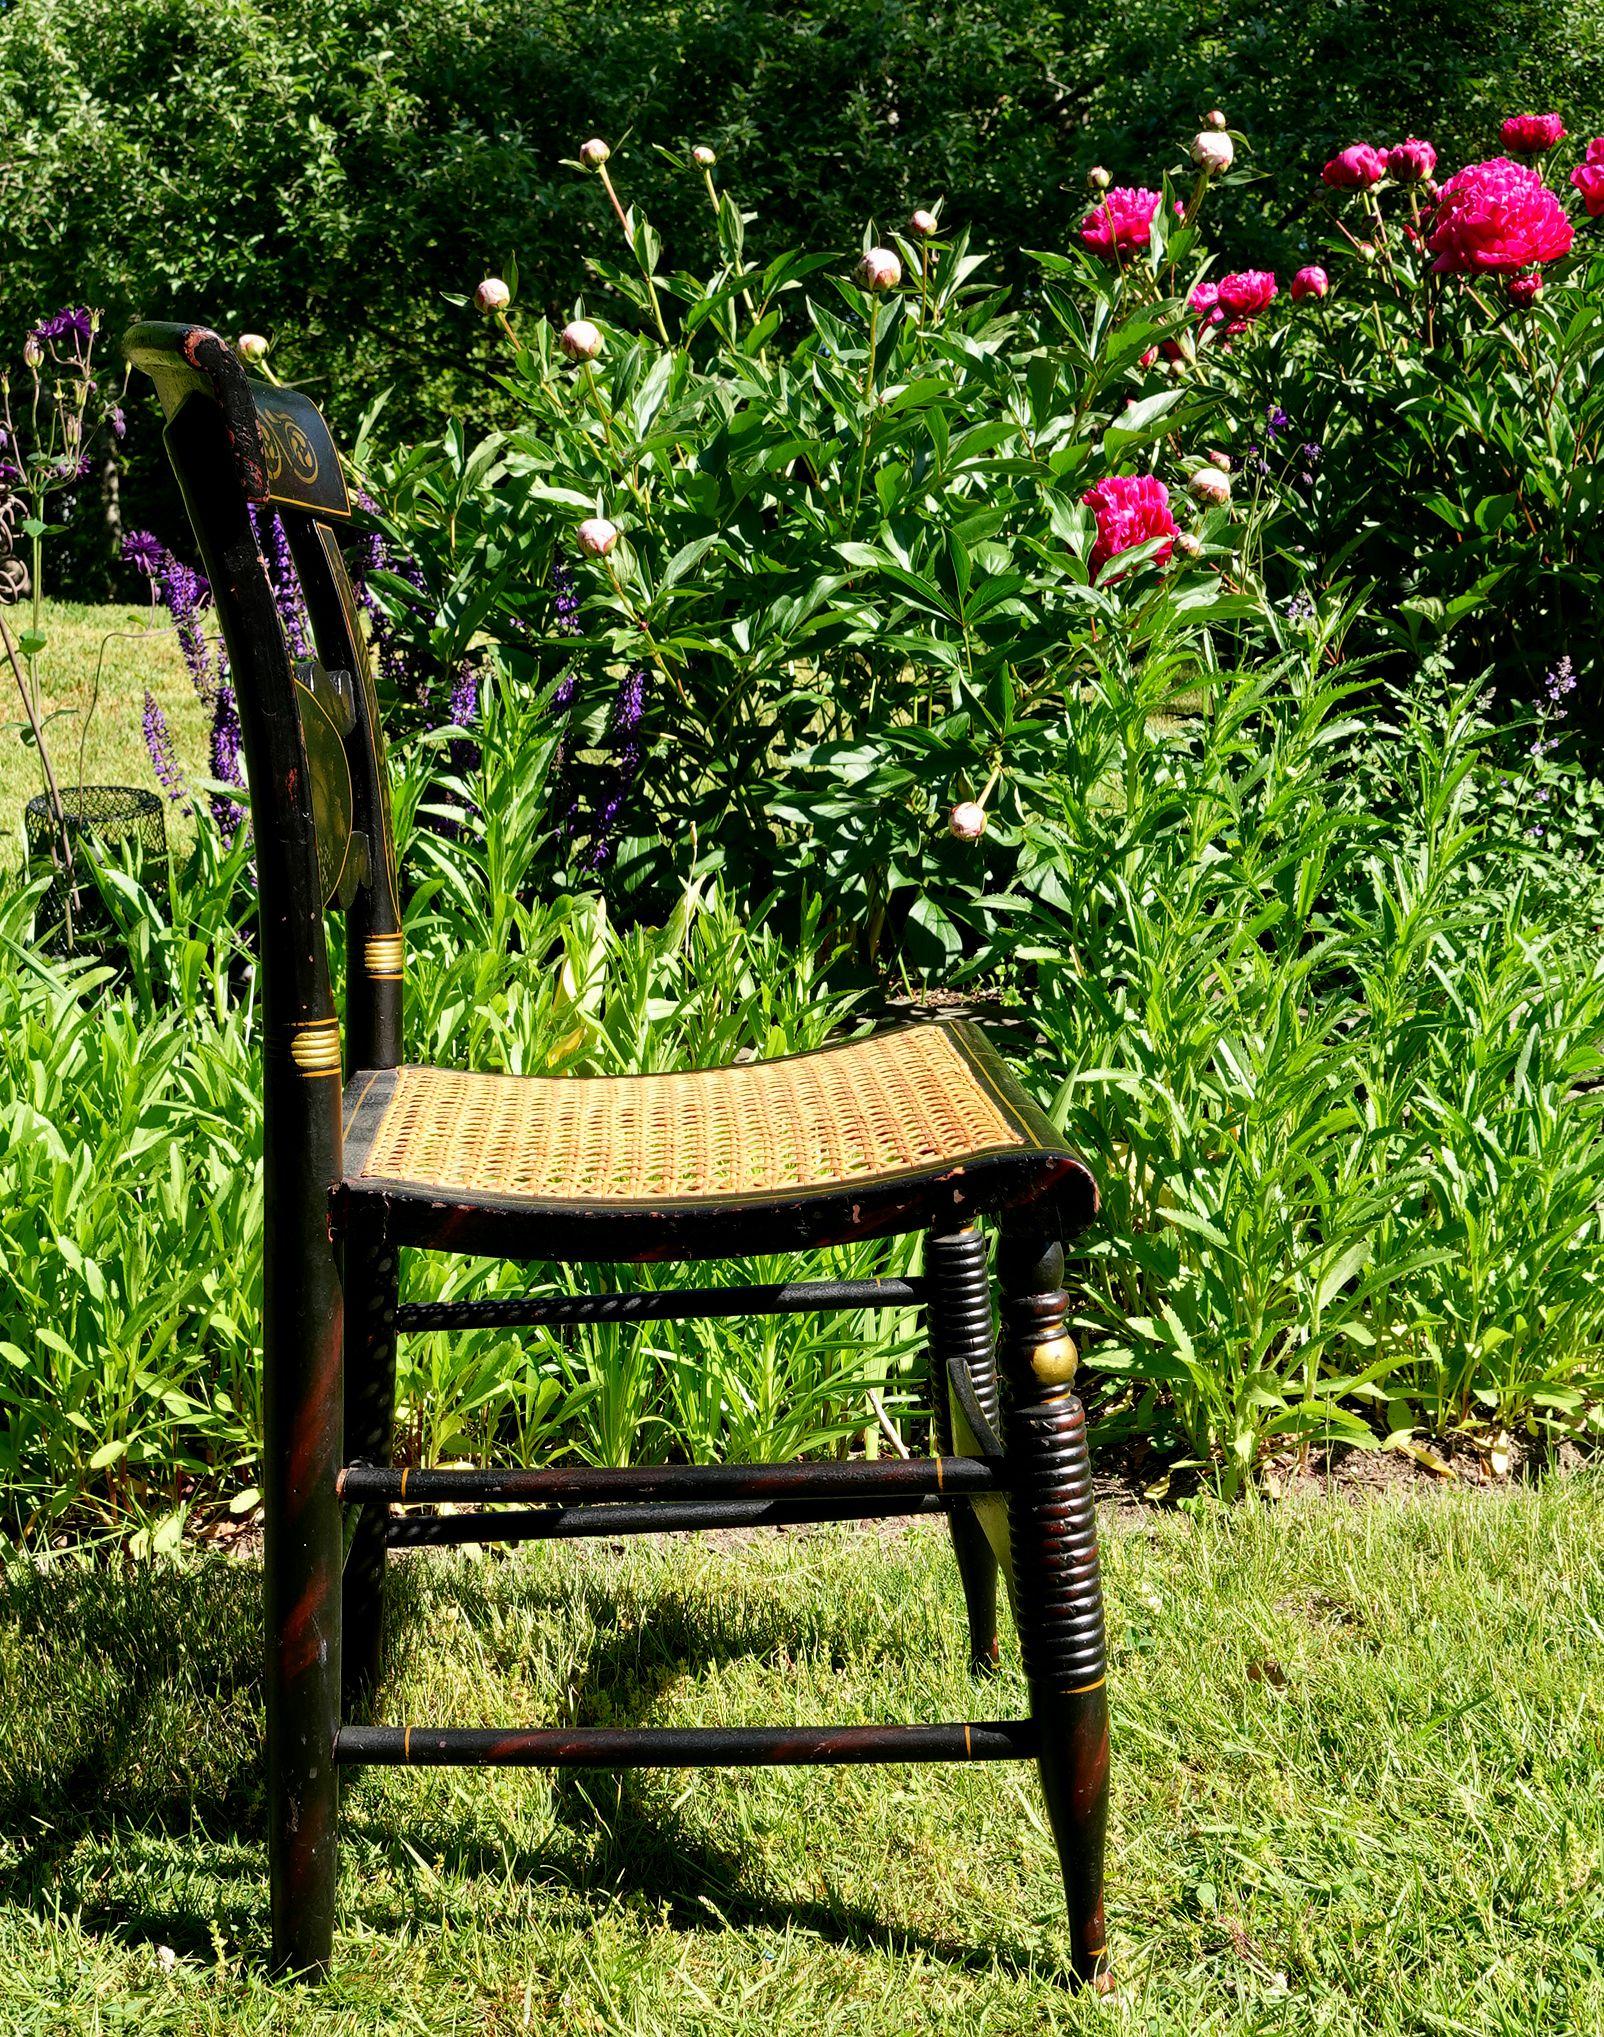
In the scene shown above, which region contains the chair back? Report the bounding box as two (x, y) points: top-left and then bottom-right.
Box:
(124, 323), (402, 1085)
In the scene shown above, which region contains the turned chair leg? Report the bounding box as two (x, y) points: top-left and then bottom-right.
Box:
(341, 1211), (400, 1715)
(925, 1225), (1001, 1674)
(262, 1068), (345, 1976)
(998, 1220), (1111, 1989)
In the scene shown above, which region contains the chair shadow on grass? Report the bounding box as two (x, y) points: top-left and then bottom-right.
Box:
(0, 1545), (1045, 1981)
(353, 1547), (1047, 1982)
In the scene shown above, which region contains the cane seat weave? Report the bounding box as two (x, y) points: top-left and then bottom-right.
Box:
(338, 1021), (1093, 1256)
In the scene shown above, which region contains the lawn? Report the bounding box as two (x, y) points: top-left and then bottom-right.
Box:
(1, 599), (199, 868)
(4, 1480), (1602, 2034)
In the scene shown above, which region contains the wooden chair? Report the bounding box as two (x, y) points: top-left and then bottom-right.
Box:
(125, 322), (1112, 1986)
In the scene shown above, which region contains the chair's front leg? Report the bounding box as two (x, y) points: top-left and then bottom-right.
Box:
(925, 1224), (1001, 1673)
(998, 1220), (1111, 1990)
(263, 1059), (344, 1976)
(341, 1208), (400, 1714)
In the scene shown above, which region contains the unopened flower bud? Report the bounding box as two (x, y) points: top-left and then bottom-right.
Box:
(1357, 241), (1377, 264)
(560, 318), (603, 360)
(580, 138), (611, 168)
(1208, 449), (1231, 471)
(237, 332), (269, 364)
(1206, 109), (1227, 130)
(475, 277), (511, 314)
(692, 145), (716, 167)
(1192, 131), (1234, 174)
(1508, 272), (1543, 307)
(1189, 466), (1232, 506)
(1176, 530), (1203, 558)
(909, 207), (939, 237)
(857, 247), (902, 292)
(577, 516), (619, 557)
(22, 337), (42, 368)
(1087, 165), (1112, 192)
(949, 801), (986, 842)
(1291, 265), (1329, 302)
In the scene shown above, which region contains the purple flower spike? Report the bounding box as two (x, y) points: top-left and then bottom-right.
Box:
(142, 691), (188, 806)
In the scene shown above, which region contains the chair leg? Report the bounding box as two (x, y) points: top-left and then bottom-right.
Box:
(262, 1067), (344, 1976)
(341, 1211), (400, 1715)
(998, 1220), (1111, 1990)
(924, 1225), (1000, 1674)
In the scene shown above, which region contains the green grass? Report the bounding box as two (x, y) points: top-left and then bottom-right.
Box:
(1, 600), (203, 866)
(4, 1481), (1603, 2033)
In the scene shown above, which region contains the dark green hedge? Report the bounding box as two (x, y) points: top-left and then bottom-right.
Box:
(5, 0), (1601, 588)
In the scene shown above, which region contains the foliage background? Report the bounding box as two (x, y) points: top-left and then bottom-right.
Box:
(5, 0), (1604, 590)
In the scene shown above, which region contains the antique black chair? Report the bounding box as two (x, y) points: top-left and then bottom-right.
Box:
(125, 322), (1111, 1986)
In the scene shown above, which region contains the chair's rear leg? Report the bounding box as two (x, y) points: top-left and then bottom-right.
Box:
(925, 1225), (1000, 1673)
(263, 1063), (344, 1976)
(341, 1209), (400, 1715)
(998, 1220), (1111, 1990)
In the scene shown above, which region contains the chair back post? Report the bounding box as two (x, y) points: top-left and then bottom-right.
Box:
(126, 323), (347, 1971)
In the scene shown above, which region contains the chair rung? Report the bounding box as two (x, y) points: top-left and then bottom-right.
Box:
(394, 1276), (926, 1336)
(339, 1457), (1005, 1506)
(384, 1493), (950, 1546)
(334, 1719), (1039, 1768)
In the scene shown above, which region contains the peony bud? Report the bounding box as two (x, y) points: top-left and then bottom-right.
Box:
(1192, 131), (1234, 174)
(1386, 138), (1436, 184)
(857, 247), (902, 292)
(580, 137), (611, 168)
(237, 332), (269, 364)
(1138, 346), (1159, 368)
(1189, 466), (1232, 506)
(1208, 449), (1231, 471)
(692, 145), (716, 167)
(1087, 165), (1112, 191)
(909, 207), (939, 237)
(1176, 530), (1203, 557)
(1357, 242), (1377, 264)
(474, 277), (511, 314)
(1205, 109), (1227, 130)
(1508, 272), (1544, 307)
(560, 318), (603, 360)
(577, 516), (619, 557)
(949, 801), (987, 842)
(1291, 265), (1329, 302)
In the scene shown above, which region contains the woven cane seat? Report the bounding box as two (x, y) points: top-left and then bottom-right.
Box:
(338, 1021), (1093, 1257)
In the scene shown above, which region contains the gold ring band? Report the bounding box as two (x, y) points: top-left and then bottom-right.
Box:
(364, 933), (404, 980)
(288, 1021), (342, 1074)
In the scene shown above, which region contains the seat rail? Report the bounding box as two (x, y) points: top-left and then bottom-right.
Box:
(394, 1275), (924, 1335)
(338, 1456), (1005, 1505)
(334, 1719), (1039, 1768)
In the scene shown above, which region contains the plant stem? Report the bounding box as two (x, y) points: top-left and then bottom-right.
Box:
(0, 603), (77, 934)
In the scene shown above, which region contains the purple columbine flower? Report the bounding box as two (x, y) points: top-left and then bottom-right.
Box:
(31, 306), (92, 347)
(142, 691), (188, 806)
(1265, 403), (1292, 438)
(122, 529), (166, 579)
(110, 407), (126, 441)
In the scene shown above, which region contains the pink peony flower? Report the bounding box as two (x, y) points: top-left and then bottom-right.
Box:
(1081, 474), (1178, 579)
(1189, 278), (1224, 326)
(1291, 265), (1329, 302)
(1386, 138), (1437, 183)
(1571, 139), (1604, 217)
(1500, 113), (1566, 154)
(1080, 186), (1163, 260)
(1507, 273), (1543, 306)
(1322, 144), (1386, 189)
(1217, 270), (1277, 319)
(1428, 157), (1574, 274)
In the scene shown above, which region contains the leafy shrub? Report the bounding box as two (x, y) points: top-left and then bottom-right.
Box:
(1034, 638), (1604, 1485)
(9, 0), (1604, 591)
(364, 172), (1243, 970)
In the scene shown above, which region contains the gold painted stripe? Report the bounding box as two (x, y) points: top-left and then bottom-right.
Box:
(963, 1723), (972, 1758)
(400, 1466), (409, 1499)
(403, 1725), (412, 1764)
(934, 1457), (945, 1492)
(364, 933), (404, 980)
(1068, 1674), (1107, 1695)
